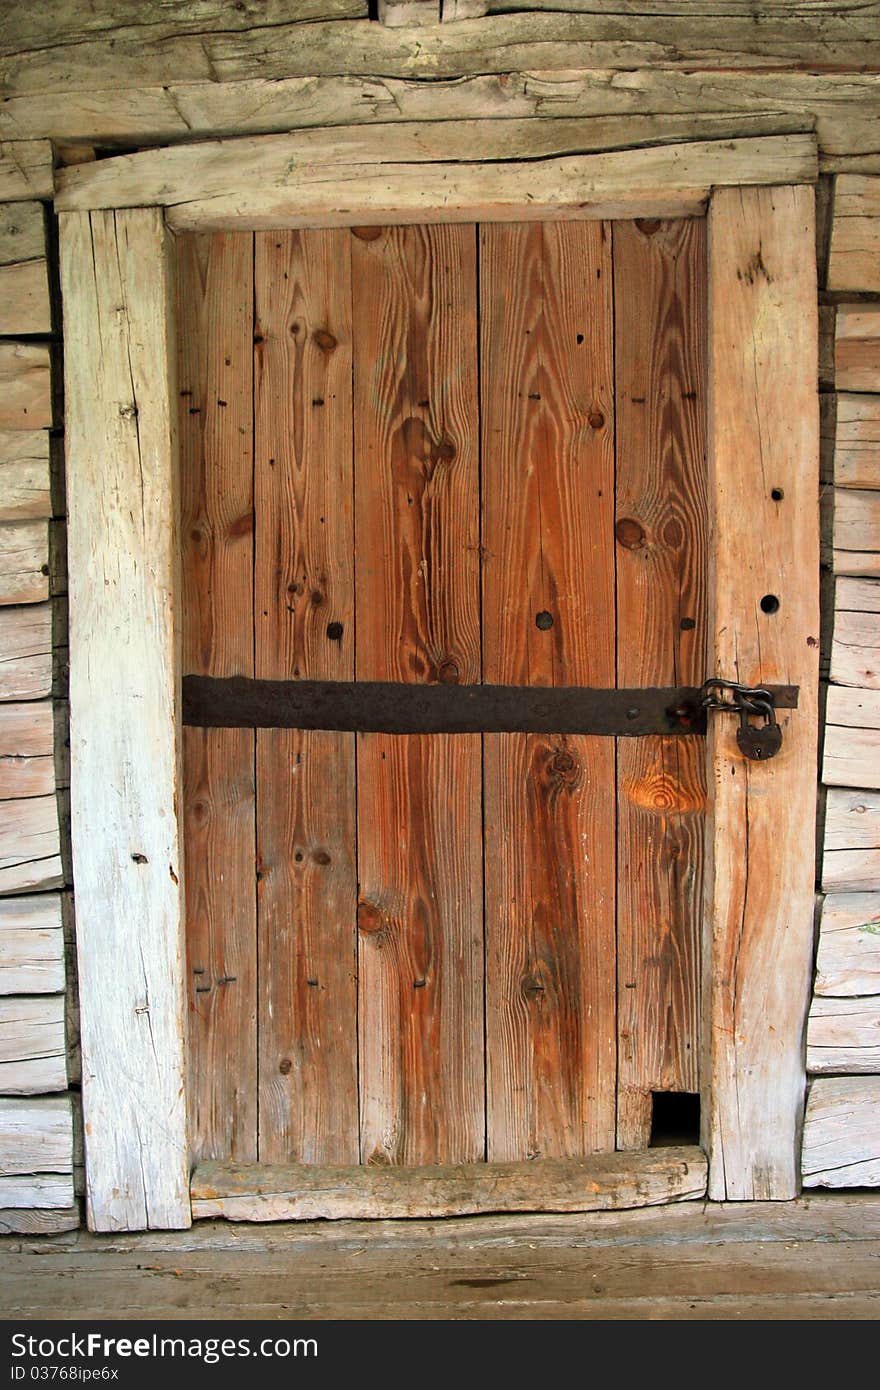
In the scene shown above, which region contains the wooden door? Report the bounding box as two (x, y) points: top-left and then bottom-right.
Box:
(177, 217), (707, 1172)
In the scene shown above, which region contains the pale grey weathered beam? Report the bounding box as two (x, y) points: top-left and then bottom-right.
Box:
(0, 604), (53, 703)
(0, 894), (64, 995)
(802, 1076), (880, 1187)
(814, 890), (880, 997)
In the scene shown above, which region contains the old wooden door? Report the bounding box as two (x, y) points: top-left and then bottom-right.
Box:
(178, 217), (706, 1173)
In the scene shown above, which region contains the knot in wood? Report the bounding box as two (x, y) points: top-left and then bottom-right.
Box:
(615, 517), (647, 550)
(357, 901), (386, 936)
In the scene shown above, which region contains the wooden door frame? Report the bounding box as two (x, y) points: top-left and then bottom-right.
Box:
(56, 129), (820, 1230)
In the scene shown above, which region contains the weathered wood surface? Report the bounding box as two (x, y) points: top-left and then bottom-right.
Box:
(704, 186), (819, 1201)
(807, 996), (880, 1072)
(833, 487), (880, 577)
(177, 231), (257, 1168)
(153, 135), (817, 232)
(614, 217), (706, 1149)
(56, 125), (817, 214)
(0, 1095), (72, 1177)
(824, 786), (880, 853)
(835, 305), (880, 393)
(0, 200), (49, 335)
(0, 142), (52, 200)
(379, 0), (439, 24)
(834, 395), (880, 490)
(0, 794), (62, 896)
(0, 603), (52, 702)
(0, 521), (48, 607)
(802, 1078), (880, 1187)
(191, 1147), (707, 1221)
(0, 994), (66, 1093)
(831, 609), (880, 689)
(822, 849), (880, 892)
(354, 224), (482, 1166)
(814, 891), (880, 998)
(823, 685), (880, 787)
(6, 14), (880, 100)
(254, 229), (358, 1166)
(4, 1197), (880, 1319)
(0, 701), (54, 800)
(828, 175), (880, 293)
(0, 201), (44, 264)
(0, 1206), (79, 1235)
(0, 894), (63, 995)
(481, 222), (615, 1161)
(0, 430), (51, 522)
(0, 345), (51, 432)
(0, 1175), (74, 1208)
(59, 208), (189, 1231)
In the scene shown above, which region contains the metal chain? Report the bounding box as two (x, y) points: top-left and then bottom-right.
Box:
(699, 678), (774, 714)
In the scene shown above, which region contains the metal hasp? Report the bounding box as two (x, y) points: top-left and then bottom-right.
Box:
(701, 678), (787, 761)
(183, 675), (799, 738)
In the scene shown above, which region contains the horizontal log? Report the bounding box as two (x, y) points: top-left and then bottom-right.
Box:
(0, 1094), (72, 1175)
(0, 1206), (78, 1234)
(0, 604), (52, 702)
(0, 260), (51, 336)
(0, 202), (44, 265)
(0, 994), (66, 1093)
(823, 786), (880, 852)
(0, 793), (62, 896)
(0, 1), (368, 57)
(0, 521), (49, 607)
(0, 1175), (75, 1208)
(833, 487), (880, 564)
(825, 682), (880, 729)
(379, 0), (439, 24)
(802, 1076), (880, 1187)
(4, 15), (880, 101)
(0, 701), (55, 800)
(192, 1146), (708, 1221)
(0, 142), (52, 201)
(833, 550), (880, 578)
(831, 608), (880, 689)
(822, 848), (880, 892)
(164, 134), (816, 231)
(0, 894), (64, 995)
(823, 722), (880, 787)
(837, 577), (880, 612)
(1, 69), (875, 158)
(835, 394), (880, 490)
(828, 174), (880, 293)
(55, 121), (816, 212)
(0, 431), (51, 522)
(814, 891), (880, 997)
(0, 344), (52, 431)
(835, 305), (880, 393)
(807, 995), (880, 1072)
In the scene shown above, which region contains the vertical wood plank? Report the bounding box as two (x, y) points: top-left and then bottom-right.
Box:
(705, 185), (819, 1200)
(176, 232), (257, 1165)
(254, 229), (358, 1165)
(613, 217), (708, 1149)
(59, 208), (189, 1230)
(481, 222), (616, 1161)
(352, 224), (483, 1165)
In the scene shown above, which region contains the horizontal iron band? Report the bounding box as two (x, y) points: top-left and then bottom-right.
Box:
(183, 676), (799, 737)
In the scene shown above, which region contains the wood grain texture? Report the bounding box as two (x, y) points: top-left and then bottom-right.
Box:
(833, 487), (880, 577)
(0, 894), (64, 994)
(255, 230), (357, 1165)
(823, 686), (880, 786)
(0, 1206), (79, 1234)
(0, 603), (52, 702)
(831, 609), (880, 689)
(177, 231), (257, 1167)
(0, 521), (48, 606)
(60, 208), (189, 1231)
(0, 700), (54, 799)
(191, 1146), (707, 1221)
(704, 186), (819, 1201)
(802, 1077), (880, 1187)
(0, 202), (44, 265)
(835, 305), (880, 393)
(814, 891), (880, 998)
(0, 430), (51, 522)
(835, 395), (880, 490)
(807, 996), (880, 1072)
(0, 142), (52, 200)
(0, 994), (66, 1093)
(614, 217), (707, 1148)
(823, 786), (880, 853)
(828, 175), (880, 293)
(481, 222), (616, 1160)
(0, 259), (50, 336)
(0, 345), (51, 430)
(379, 0), (439, 24)
(353, 223), (482, 1167)
(0, 1095), (72, 1176)
(0, 793), (62, 895)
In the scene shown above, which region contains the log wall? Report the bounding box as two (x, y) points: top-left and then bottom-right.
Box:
(0, 1), (878, 1225)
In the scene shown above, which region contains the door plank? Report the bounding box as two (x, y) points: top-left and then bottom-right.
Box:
(254, 229), (358, 1165)
(705, 186), (819, 1200)
(481, 222), (616, 1160)
(352, 224), (483, 1165)
(176, 231), (257, 1166)
(613, 217), (708, 1149)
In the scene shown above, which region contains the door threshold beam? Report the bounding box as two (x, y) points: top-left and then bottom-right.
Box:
(191, 1147), (707, 1223)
